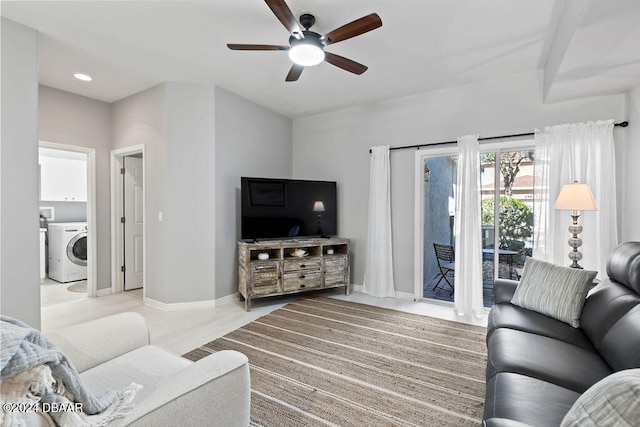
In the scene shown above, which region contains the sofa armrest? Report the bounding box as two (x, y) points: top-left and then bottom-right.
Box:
(46, 312), (150, 373)
(120, 350), (251, 427)
(493, 279), (520, 304)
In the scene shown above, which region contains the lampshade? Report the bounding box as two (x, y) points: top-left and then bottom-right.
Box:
(553, 181), (597, 211)
(288, 39), (325, 66)
(313, 201), (325, 212)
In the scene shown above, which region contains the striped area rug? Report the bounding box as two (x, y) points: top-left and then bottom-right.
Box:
(183, 295), (487, 426)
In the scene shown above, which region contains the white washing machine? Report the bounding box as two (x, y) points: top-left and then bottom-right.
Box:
(48, 222), (88, 283)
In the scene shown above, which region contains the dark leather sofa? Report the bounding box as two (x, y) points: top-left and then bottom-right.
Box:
(483, 241), (640, 427)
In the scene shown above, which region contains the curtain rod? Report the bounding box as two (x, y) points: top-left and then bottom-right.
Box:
(368, 121), (629, 153)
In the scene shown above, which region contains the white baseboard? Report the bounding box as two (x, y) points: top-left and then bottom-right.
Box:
(144, 293), (237, 311)
(214, 292), (239, 306)
(97, 287), (112, 297)
(144, 297), (215, 311)
(394, 290), (417, 300)
(350, 284), (416, 301)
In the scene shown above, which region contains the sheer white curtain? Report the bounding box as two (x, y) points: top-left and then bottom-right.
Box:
(363, 145), (396, 298)
(533, 120), (618, 278)
(454, 135), (484, 317)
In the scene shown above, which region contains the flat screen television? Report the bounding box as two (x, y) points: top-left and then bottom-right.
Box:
(241, 177), (337, 240)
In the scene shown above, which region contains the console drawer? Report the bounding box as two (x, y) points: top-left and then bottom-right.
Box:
(283, 271), (322, 292)
(252, 281), (280, 295)
(251, 262), (280, 295)
(251, 262), (279, 279)
(283, 258), (322, 272)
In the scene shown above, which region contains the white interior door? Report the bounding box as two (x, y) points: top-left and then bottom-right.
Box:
(124, 156), (144, 290)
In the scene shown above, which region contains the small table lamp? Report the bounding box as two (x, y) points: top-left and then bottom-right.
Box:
(553, 181), (597, 268)
(313, 201), (325, 235)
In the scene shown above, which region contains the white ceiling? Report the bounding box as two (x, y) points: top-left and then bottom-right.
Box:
(3, 0), (640, 118)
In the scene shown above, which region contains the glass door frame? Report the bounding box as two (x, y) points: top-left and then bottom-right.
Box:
(413, 139), (535, 302)
(413, 145), (459, 302)
(479, 140), (535, 284)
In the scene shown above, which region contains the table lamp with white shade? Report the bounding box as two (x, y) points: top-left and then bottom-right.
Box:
(313, 200), (325, 235)
(553, 181), (597, 269)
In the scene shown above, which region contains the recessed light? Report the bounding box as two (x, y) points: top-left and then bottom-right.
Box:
(73, 73), (92, 82)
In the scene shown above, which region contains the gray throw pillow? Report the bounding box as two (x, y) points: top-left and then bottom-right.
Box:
(511, 257), (597, 328)
(561, 369), (640, 427)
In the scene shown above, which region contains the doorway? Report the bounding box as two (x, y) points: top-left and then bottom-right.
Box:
(414, 140), (535, 308)
(38, 141), (97, 302)
(111, 146), (146, 296)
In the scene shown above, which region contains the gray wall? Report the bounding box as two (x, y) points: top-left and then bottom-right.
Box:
(112, 84), (168, 301)
(113, 85), (292, 302)
(1, 19), (40, 328)
(38, 85), (112, 290)
(164, 83), (216, 303)
(624, 83), (640, 241)
(113, 82), (217, 304)
(292, 71), (626, 295)
(214, 87), (293, 298)
(40, 202), (87, 224)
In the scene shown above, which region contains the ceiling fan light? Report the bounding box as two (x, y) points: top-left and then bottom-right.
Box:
(288, 43), (324, 66)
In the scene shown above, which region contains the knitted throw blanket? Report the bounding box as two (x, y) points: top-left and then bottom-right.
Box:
(0, 316), (141, 427)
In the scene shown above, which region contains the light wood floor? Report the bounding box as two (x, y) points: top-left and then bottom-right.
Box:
(41, 278), (89, 306)
(41, 285), (488, 356)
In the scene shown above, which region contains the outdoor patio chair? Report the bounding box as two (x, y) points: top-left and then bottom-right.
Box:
(432, 243), (455, 295)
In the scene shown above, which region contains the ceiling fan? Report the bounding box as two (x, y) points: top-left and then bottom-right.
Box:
(227, 0), (382, 82)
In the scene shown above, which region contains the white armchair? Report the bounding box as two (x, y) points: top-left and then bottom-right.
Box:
(44, 312), (250, 426)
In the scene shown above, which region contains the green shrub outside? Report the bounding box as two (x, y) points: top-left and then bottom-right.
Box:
(481, 196), (533, 253)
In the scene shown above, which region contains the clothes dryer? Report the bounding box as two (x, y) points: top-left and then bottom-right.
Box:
(48, 222), (87, 283)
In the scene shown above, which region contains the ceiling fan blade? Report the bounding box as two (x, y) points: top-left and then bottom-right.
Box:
(265, 0), (303, 37)
(324, 52), (368, 75)
(324, 13), (382, 45)
(227, 44), (288, 51)
(285, 64), (304, 81)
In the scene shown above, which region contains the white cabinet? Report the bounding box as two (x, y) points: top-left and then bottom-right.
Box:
(40, 156), (87, 202)
(65, 159), (87, 201)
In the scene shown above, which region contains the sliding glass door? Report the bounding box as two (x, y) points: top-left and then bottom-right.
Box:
(417, 141), (534, 308)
